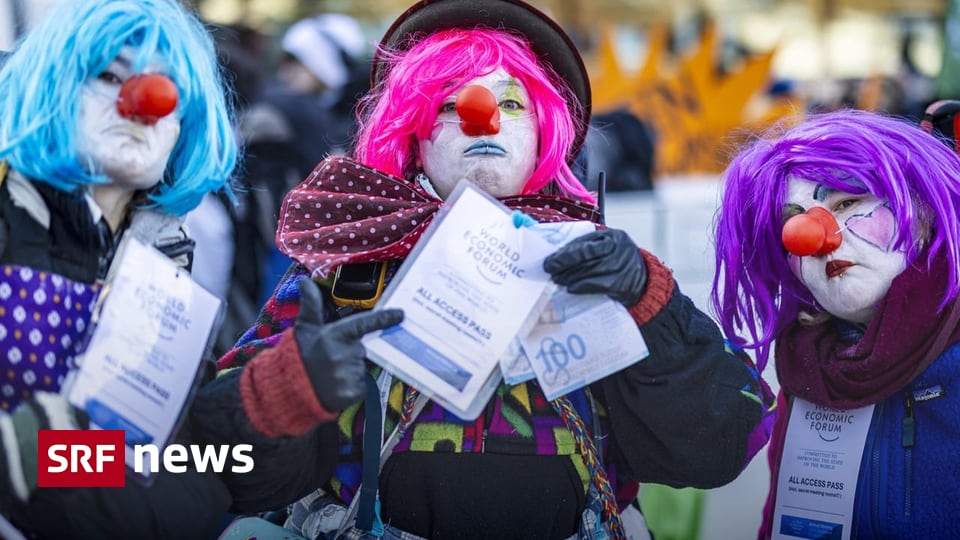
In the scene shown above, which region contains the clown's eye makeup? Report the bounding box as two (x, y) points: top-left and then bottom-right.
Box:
(499, 99), (524, 112)
(96, 70), (123, 85)
(783, 203), (805, 224)
(97, 55), (135, 83)
(832, 198), (860, 213)
(439, 101), (456, 114)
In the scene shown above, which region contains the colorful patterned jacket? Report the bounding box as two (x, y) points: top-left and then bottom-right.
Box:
(193, 246), (775, 536)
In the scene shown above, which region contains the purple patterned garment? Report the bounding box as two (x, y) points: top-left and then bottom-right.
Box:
(0, 265), (100, 411)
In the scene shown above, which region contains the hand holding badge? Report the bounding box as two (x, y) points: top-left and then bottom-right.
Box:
(66, 237), (222, 482)
(364, 182), (651, 416)
(515, 224), (650, 400)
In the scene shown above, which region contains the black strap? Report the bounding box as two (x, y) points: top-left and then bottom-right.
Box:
(95, 218), (116, 280)
(355, 373), (382, 531)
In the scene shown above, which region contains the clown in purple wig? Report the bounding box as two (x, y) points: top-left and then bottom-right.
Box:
(713, 109), (960, 538)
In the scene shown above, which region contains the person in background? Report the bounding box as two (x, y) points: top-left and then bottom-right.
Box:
(714, 109), (960, 538)
(237, 13), (372, 308)
(584, 108), (656, 193)
(919, 98), (960, 154)
(187, 22), (267, 357)
(0, 0), (239, 537)
(196, 1), (774, 538)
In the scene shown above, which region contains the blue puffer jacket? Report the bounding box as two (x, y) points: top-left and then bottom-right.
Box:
(853, 342), (960, 538)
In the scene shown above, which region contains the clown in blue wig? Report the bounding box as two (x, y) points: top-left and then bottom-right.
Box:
(0, 0), (237, 216)
(0, 0), (239, 537)
(713, 109), (960, 539)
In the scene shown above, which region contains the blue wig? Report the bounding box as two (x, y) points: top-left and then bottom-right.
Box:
(0, 0), (238, 215)
(712, 109), (960, 370)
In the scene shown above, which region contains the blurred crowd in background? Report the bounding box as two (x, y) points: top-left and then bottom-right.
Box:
(187, 0), (955, 179)
(5, 0), (954, 182)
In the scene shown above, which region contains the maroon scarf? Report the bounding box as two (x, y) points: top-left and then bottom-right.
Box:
(775, 249), (960, 409)
(276, 156), (600, 278)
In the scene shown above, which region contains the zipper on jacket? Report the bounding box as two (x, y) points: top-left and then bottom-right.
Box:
(902, 393), (915, 517)
(869, 401), (884, 537)
(481, 396), (496, 453)
(586, 387), (603, 459)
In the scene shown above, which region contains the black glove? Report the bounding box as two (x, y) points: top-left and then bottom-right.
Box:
(543, 228), (647, 307)
(0, 392), (88, 504)
(295, 277), (403, 412)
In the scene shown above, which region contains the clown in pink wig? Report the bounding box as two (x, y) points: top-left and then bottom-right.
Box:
(198, 3), (774, 540)
(713, 109), (960, 539)
(355, 28), (591, 201)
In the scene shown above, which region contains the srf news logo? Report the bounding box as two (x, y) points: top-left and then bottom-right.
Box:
(37, 430), (253, 488)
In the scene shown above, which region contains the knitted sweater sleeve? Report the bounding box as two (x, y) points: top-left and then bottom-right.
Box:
(598, 250), (775, 489)
(190, 263), (342, 514)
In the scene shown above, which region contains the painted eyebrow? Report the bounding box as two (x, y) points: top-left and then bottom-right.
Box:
(443, 79), (522, 101)
(100, 56), (134, 74)
(113, 52), (136, 67)
(494, 79), (522, 91)
(812, 184), (839, 202)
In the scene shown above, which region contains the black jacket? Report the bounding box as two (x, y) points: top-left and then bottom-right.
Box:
(0, 172), (231, 540)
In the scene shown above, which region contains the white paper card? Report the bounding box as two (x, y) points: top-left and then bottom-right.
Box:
(68, 238), (221, 477)
(500, 220), (649, 395)
(522, 289), (649, 400)
(772, 399), (874, 540)
(363, 182), (559, 419)
(499, 339), (535, 385)
(498, 220), (595, 385)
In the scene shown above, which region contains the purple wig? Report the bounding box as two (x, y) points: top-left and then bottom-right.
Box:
(712, 109), (960, 370)
(354, 28), (592, 202)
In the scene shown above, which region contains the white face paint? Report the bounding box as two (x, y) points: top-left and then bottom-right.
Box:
(785, 177), (906, 324)
(418, 67), (539, 199)
(75, 47), (181, 192)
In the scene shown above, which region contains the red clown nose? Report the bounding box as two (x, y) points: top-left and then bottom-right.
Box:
(455, 85), (500, 136)
(116, 74), (179, 126)
(782, 207), (842, 257)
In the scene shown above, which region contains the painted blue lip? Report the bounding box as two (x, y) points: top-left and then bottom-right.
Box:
(464, 141), (506, 156)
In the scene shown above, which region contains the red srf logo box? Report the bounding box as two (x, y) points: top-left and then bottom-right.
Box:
(37, 430), (126, 488)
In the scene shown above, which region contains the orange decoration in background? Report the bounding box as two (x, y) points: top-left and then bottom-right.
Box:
(587, 21), (803, 177)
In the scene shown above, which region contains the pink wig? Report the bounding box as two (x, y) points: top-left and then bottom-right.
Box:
(354, 28), (593, 202)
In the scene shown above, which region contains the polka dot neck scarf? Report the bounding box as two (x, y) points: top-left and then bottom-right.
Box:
(277, 156), (600, 278)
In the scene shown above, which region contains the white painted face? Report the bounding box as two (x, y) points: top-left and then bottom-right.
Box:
(417, 67), (539, 199)
(785, 177), (906, 324)
(75, 47), (181, 192)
